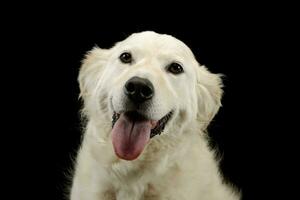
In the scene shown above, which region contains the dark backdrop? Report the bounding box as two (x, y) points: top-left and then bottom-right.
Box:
(3, 7), (287, 200)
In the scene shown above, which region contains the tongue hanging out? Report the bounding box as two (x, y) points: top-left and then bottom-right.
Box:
(111, 113), (157, 160)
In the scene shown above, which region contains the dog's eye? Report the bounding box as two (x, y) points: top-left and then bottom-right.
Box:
(167, 62), (184, 74)
(119, 52), (132, 64)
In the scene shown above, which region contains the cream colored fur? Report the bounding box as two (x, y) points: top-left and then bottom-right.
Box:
(70, 31), (240, 200)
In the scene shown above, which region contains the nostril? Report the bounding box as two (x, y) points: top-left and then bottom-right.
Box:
(125, 82), (135, 94)
(141, 86), (153, 99)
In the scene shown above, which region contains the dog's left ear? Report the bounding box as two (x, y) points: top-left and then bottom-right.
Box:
(196, 65), (223, 130)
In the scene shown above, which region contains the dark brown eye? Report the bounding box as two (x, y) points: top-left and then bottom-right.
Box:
(119, 52), (132, 64)
(167, 62), (184, 74)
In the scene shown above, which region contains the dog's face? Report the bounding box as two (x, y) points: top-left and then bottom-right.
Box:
(79, 31), (223, 160)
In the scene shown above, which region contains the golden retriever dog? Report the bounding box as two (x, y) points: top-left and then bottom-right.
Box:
(70, 31), (240, 200)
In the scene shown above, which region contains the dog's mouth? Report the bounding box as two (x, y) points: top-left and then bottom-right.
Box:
(111, 110), (173, 160)
(112, 111), (173, 138)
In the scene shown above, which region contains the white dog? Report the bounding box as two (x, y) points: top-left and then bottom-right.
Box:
(70, 31), (240, 200)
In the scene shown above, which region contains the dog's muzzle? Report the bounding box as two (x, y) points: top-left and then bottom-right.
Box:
(109, 76), (174, 160)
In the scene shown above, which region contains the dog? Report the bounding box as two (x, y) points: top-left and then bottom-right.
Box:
(70, 31), (240, 200)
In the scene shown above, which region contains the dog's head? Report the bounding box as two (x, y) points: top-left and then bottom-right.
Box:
(79, 31), (223, 160)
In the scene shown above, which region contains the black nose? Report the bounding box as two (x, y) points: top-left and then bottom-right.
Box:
(124, 76), (154, 104)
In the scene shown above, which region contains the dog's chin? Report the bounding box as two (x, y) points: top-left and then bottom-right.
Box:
(111, 110), (173, 160)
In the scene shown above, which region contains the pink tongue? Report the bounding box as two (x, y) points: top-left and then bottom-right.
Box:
(111, 113), (151, 160)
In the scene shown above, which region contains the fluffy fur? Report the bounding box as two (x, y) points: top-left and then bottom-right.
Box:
(70, 31), (240, 200)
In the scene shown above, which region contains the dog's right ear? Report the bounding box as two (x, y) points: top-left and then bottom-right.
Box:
(78, 47), (110, 100)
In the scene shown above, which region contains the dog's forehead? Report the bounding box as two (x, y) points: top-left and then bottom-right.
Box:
(118, 31), (195, 58)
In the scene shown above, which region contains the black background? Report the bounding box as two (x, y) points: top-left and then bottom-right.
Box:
(3, 4), (291, 200)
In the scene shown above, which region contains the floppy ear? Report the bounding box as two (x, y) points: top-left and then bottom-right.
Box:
(196, 65), (223, 130)
(78, 47), (110, 101)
